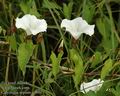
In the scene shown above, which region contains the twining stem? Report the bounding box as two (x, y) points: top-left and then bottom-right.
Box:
(32, 66), (36, 95)
(49, 9), (68, 53)
(41, 39), (46, 63)
(5, 46), (11, 83)
(32, 45), (38, 95)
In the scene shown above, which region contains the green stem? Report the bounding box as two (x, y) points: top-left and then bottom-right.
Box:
(69, 86), (81, 96)
(5, 46), (11, 83)
(49, 9), (68, 53)
(41, 39), (46, 63)
(32, 67), (36, 95)
(2, 0), (8, 22)
(32, 45), (38, 95)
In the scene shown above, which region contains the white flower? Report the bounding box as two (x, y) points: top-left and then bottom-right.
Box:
(61, 17), (95, 40)
(59, 40), (64, 48)
(80, 79), (104, 93)
(15, 14), (47, 35)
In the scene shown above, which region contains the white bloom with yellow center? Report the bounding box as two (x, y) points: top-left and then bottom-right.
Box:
(80, 79), (104, 93)
(15, 14), (47, 35)
(61, 17), (95, 40)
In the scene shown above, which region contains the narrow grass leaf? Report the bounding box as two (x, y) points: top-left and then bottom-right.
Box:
(111, 82), (120, 96)
(43, 0), (61, 9)
(82, 0), (95, 23)
(101, 58), (113, 80)
(96, 17), (118, 53)
(96, 18), (107, 39)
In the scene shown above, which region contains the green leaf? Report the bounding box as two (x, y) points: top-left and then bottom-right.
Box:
(0, 82), (17, 92)
(50, 52), (57, 77)
(17, 41), (34, 76)
(96, 81), (112, 96)
(111, 89), (120, 96)
(58, 51), (63, 64)
(20, 0), (40, 16)
(91, 52), (102, 68)
(0, 26), (2, 34)
(63, 1), (73, 19)
(96, 18), (106, 39)
(20, 1), (29, 14)
(70, 49), (84, 87)
(101, 37), (118, 54)
(85, 91), (96, 96)
(111, 82), (120, 96)
(45, 78), (54, 84)
(8, 34), (17, 51)
(101, 58), (113, 80)
(96, 17), (118, 53)
(82, 0), (95, 23)
(50, 51), (63, 77)
(43, 0), (61, 9)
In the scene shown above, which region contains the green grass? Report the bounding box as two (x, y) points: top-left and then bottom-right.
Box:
(0, 0), (120, 96)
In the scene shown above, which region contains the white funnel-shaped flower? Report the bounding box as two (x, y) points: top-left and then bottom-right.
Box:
(80, 79), (104, 93)
(61, 17), (95, 40)
(15, 14), (47, 35)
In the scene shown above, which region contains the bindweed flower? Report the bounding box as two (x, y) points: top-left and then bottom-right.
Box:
(15, 14), (47, 35)
(58, 40), (64, 52)
(61, 17), (95, 40)
(80, 79), (104, 93)
(59, 40), (64, 48)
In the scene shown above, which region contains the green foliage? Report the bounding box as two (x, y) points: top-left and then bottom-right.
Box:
(96, 81), (113, 96)
(8, 34), (17, 51)
(43, 0), (61, 9)
(17, 41), (34, 76)
(0, 26), (6, 34)
(50, 51), (63, 77)
(96, 16), (118, 53)
(111, 82), (120, 96)
(20, 0), (39, 16)
(82, 0), (95, 23)
(70, 49), (84, 87)
(0, 26), (2, 34)
(91, 51), (102, 68)
(84, 91), (96, 96)
(0, 0), (120, 95)
(0, 83), (17, 93)
(63, 1), (73, 19)
(101, 58), (113, 80)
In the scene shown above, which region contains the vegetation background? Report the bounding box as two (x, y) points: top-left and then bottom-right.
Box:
(0, 0), (120, 96)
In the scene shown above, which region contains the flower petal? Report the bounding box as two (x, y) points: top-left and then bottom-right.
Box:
(61, 19), (80, 39)
(80, 79), (104, 93)
(61, 17), (95, 40)
(16, 14), (32, 35)
(15, 14), (47, 35)
(30, 19), (47, 35)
